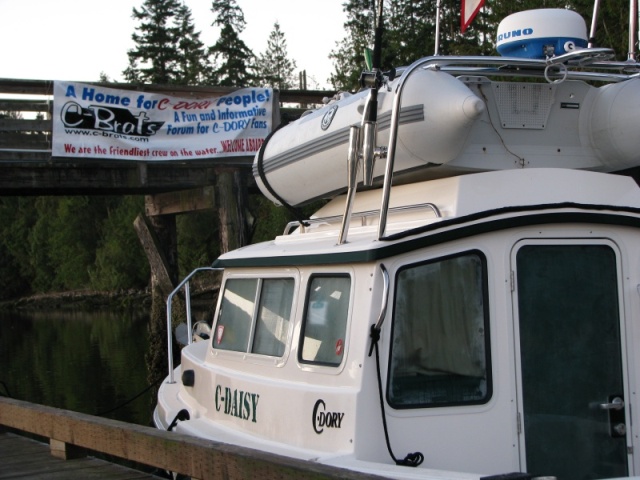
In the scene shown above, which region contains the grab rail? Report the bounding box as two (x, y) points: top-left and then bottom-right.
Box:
(374, 264), (390, 331)
(284, 202), (441, 235)
(166, 266), (221, 384)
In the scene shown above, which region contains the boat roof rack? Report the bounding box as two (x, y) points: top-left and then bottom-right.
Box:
(399, 49), (639, 84)
(366, 50), (640, 241)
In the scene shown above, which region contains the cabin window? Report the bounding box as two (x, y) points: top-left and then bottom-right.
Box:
(252, 278), (295, 356)
(388, 251), (491, 408)
(299, 275), (351, 366)
(213, 277), (294, 357)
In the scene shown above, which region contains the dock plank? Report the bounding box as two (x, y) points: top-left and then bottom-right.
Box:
(0, 432), (162, 480)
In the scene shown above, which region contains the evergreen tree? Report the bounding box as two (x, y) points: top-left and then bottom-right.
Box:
(124, 0), (184, 84)
(177, 211), (219, 277)
(47, 196), (107, 290)
(29, 197), (59, 291)
(329, 0), (377, 91)
(90, 196), (150, 290)
(256, 22), (297, 89)
(209, 0), (256, 86)
(0, 197), (37, 298)
(174, 2), (210, 84)
(597, 0), (634, 60)
(385, 0), (434, 62)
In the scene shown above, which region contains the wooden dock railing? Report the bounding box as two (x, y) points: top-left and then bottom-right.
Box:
(0, 396), (386, 480)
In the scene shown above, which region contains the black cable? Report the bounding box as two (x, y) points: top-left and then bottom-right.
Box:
(167, 409), (190, 432)
(369, 324), (424, 467)
(96, 376), (163, 417)
(0, 377), (160, 420)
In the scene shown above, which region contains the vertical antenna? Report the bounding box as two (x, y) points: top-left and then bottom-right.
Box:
(362, 0), (385, 186)
(363, 0), (384, 126)
(372, 0), (384, 76)
(434, 0), (442, 55)
(588, 0), (601, 48)
(629, 0), (638, 60)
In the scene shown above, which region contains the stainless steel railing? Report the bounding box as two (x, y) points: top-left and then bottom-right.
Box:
(165, 266), (221, 384)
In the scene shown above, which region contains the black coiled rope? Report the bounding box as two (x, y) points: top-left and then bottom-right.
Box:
(369, 324), (424, 467)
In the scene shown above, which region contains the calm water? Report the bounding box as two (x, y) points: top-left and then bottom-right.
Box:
(0, 308), (154, 426)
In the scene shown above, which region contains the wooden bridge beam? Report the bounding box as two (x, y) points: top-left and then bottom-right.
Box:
(144, 186), (216, 216)
(0, 161), (254, 195)
(216, 169), (249, 253)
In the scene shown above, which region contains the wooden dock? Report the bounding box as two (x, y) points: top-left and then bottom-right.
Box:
(0, 431), (162, 479)
(0, 397), (386, 480)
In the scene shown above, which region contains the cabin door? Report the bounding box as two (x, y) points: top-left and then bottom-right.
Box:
(512, 241), (630, 479)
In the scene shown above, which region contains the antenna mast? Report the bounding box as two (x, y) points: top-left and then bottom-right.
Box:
(588, 0), (601, 48)
(434, 0), (442, 55)
(590, 0), (639, 60)
(629, 0), (638, 60)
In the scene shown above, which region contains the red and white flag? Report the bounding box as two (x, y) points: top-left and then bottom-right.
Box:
(461, 0), (485, 32)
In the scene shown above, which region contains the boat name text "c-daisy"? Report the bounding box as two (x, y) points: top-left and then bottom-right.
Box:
(214, 385), (259, 423)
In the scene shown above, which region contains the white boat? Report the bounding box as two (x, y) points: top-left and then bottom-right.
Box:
(155, 7), (640, 479)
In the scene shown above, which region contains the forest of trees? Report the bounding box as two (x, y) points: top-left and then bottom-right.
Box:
(330, 0), (633, 89)
(0, 0), (633, 301)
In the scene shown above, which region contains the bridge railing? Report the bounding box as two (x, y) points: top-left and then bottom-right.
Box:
(0, 79), (334, 194)
(0, 80), (52, 161)
(0, 78), (333, 163)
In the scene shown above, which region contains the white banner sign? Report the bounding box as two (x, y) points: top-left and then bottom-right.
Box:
(52, 81), (273, 161)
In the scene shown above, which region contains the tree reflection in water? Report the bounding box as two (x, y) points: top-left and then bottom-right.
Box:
(0, 308), (152, 426)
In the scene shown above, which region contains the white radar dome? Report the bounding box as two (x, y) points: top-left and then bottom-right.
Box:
(496, 9), (588, 59)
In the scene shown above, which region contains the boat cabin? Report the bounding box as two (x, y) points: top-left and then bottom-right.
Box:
(155, 7), (640, 478)
(156, 168), (640, 479)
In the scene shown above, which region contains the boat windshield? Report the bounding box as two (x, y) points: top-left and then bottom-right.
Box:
(213, 277), (294, 357)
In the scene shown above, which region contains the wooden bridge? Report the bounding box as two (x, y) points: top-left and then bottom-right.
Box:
(0, 78), (333, 195)
(0, 78), (337, 297)
(0, 396), (385, 479)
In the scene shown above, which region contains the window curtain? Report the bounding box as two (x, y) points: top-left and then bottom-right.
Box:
(393, 255), (485, 378)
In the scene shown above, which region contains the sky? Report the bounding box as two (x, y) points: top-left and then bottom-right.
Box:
(0, 0), (347, 89)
